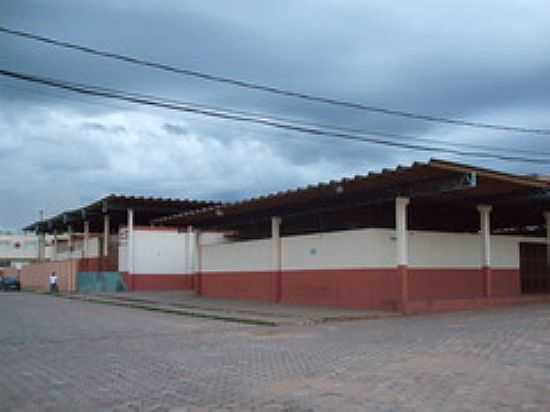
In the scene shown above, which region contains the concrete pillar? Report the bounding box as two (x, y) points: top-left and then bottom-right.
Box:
(396, 197), (410, 313)
(67, 225), (73, 255)
(272, 216), (282, 303)
(477, 205), (492, 298)
(53, 230), (58, 261)
(127, 209), (134, 274)
(83, 220), (90, 258)
(186, 226), (194, 275)
(186, 226), (194, 289)
(544, 212), (550, 266)
(38, 232), (46, 261)
(194, 230), (202, 295)
(103, 214), (110, 257)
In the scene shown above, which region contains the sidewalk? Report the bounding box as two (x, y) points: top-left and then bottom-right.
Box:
(69, 291), (398, 326)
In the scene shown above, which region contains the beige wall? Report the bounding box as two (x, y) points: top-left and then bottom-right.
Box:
(202, 238), (272, 272)
(119, 229), (227, 274)
(19, 260), (78, 292)
(200, 228), (546, 272)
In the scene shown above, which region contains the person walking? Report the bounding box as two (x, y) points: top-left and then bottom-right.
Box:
(49, 272), (58, 293)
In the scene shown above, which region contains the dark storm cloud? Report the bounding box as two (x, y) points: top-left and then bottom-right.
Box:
(163, 123), (189, 136)
(1, 0), (549, 229)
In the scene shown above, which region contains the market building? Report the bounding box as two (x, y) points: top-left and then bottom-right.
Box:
(154, 159), (550, 313)
(22, 195), (218, 292)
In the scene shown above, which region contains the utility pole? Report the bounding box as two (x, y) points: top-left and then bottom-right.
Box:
(38, 209), (46, 261)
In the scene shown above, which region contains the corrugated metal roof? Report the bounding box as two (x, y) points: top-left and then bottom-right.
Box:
(153, 158), (549, 227)
(24, 194), (219, 232)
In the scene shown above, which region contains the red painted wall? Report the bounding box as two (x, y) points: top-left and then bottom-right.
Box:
(491, 269), (521, 297)
(78, 257), (117, 272)
(408, 268), (486, 300)
(198, 267), (521, 311)
(126, 274), (194, 291)
(407, 268), (520, 300)
(281, 268), (400, 310)
(200, 271), (274, 302)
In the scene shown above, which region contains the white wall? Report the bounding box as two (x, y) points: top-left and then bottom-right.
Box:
(53, 237), (100, 261)
(200, 228), (546, 272)
(131, 230), (188, 275)
(282, 229), (396, 270)
(118, 228), (128, 272)
(118, 229), (227, 274)
(0, 235), (40, 259)
(202, 238), (272, 272)
(408, 231), (543, 268)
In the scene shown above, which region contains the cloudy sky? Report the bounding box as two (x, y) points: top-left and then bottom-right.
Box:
(1, 0), (550, 230)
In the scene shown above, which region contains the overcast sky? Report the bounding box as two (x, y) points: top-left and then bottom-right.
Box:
(1, 0), (549, 230)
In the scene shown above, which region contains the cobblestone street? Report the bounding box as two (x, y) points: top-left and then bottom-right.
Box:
(1, 293), (549, 411)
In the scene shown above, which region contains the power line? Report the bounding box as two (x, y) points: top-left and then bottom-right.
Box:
(0, 79), (132, 112)
(0, 67), (548, 165)
(2, 25), (550, 136)
(4, 73), (549, 158)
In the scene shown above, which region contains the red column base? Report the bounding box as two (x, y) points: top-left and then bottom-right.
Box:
(482, 266), (492, 298)
(196, 273), (202, 296)
(272, 270), (282, 303)
(398, 265), (409, 314)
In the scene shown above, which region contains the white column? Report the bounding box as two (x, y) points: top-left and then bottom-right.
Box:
(103, 214), (110, 257)
(395, 197), (410, 266)
(478, 205), (492, 298)
(477, 205), (492, 268)
(194, 230), (202, 272)
(271, 216), (282, 303)
(67, 225), (73, 255)
(271, 217), (282, 272)
(194, 230), (202, 295)
(38, 232), (46, 261)
(83, 220), (90, 258)
(53, 230), (58, 261)
(187, 226), (194, 274)
(544, 212), (550, 266)
(127, 209), (134, 274)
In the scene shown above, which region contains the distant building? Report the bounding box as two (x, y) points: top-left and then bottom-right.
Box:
(0, 233), (56, 271)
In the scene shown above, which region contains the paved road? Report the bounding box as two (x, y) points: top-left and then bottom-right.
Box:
(1, 293), (549, 411)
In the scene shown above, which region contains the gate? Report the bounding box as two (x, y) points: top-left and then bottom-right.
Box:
(520, 242), (550, 294)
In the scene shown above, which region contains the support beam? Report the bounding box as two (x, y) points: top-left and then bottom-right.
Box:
(127, 209), (134, 278)
(194, 230), (202, 295)
(271, 217), (282, 303)
(186, 226), (194, 289)
(103, 214), (110, 257)
(187, 226), (194, 275)
(83, 220), (90, 258)
(544, 212), (550, 267)
(53, 230), (58, 261)
(38, 232), (46, 261)
(395, 197), (410, 313)
(477, 205), (492, 297)
(67, 225), (73, 254)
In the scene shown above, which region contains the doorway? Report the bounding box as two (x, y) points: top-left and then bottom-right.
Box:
(520, 242), (550, 294)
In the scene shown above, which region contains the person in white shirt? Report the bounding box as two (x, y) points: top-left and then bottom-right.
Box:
(49, 272), (58, 293)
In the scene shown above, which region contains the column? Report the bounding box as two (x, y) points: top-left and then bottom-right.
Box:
(127, 209), (134, 289)
(194, 230), (202, 295)
(67, 225), (73, 255)
(38, 232), (46, 261)
(477, 205), (492, 298)
(83, 220), (90, 258)
(272, 216), (282, 303)
(103, 214), (110, 257)
(544, 212), (550, 267)
(186, 226), (194, 288)
(396, 197), (410, 313)
(53, 230), (58, 261)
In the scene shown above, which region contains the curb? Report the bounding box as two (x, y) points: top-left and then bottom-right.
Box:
(25, 290), (279, 326)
